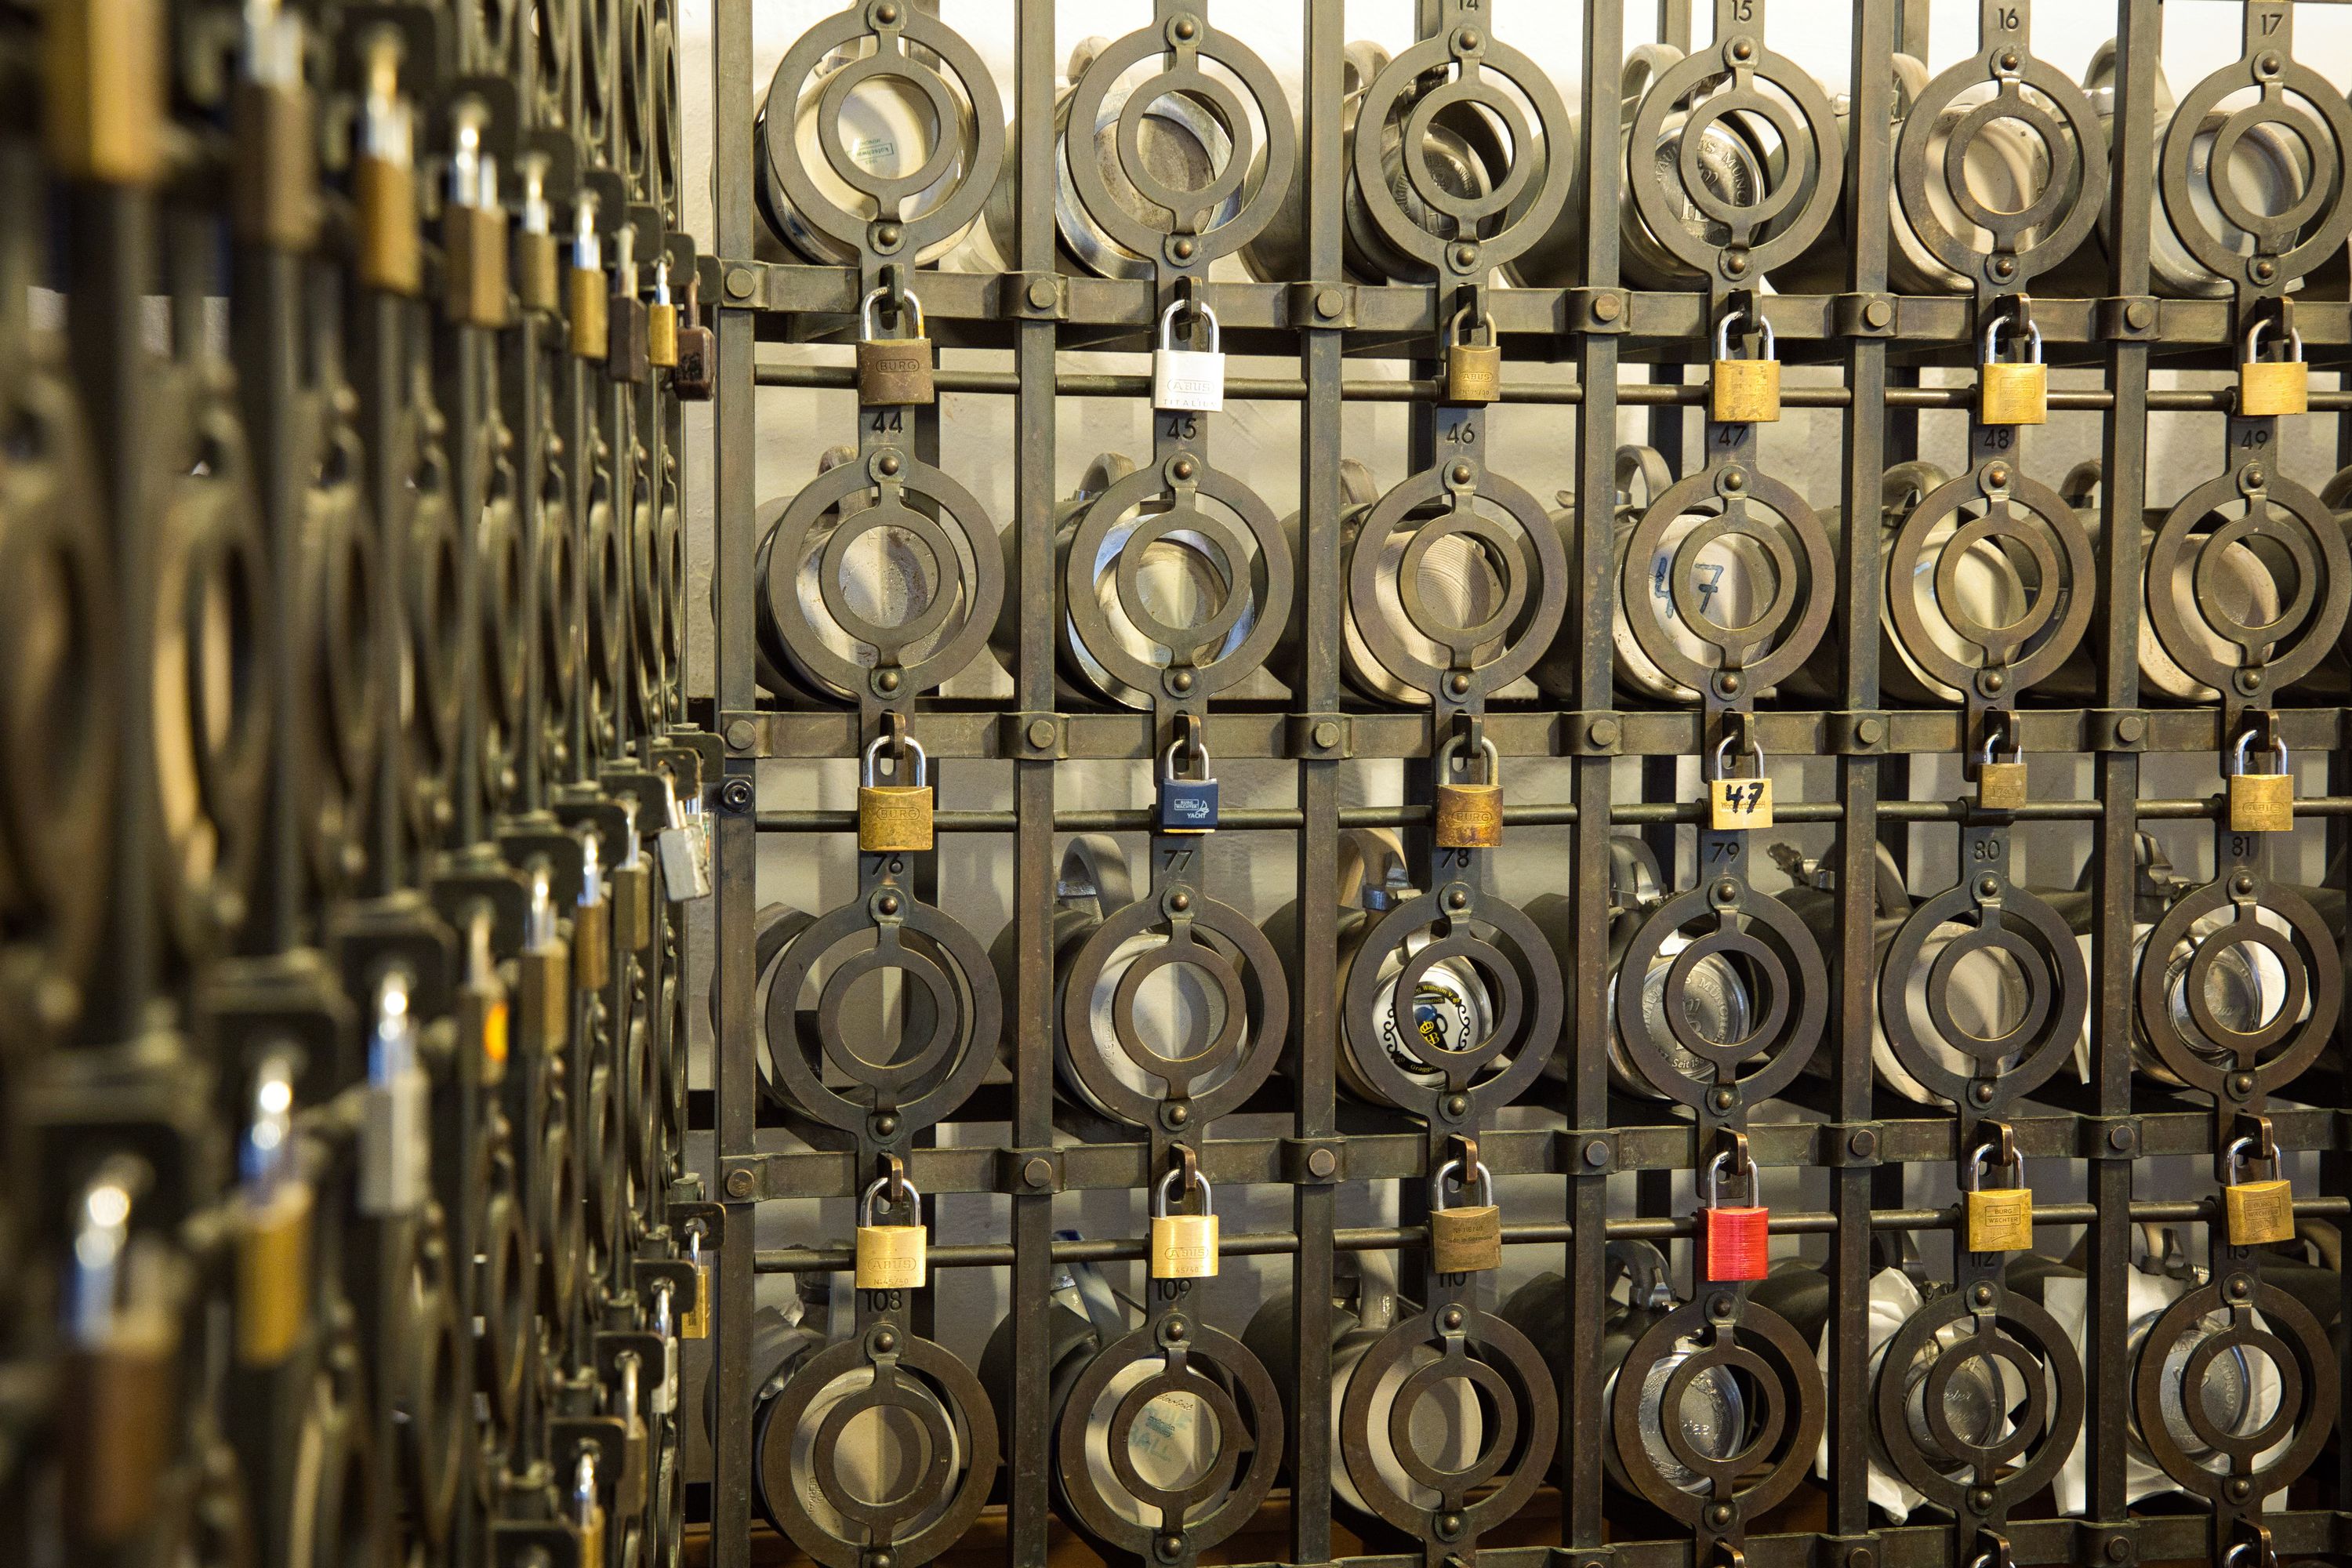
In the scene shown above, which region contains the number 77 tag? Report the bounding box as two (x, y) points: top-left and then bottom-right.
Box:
(1709, 777), (1773, 830)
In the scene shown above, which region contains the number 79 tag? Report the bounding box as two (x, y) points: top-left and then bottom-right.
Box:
(1708, 777), (1773, 830)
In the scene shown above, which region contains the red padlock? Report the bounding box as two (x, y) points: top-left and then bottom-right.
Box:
(1700, 1145), (1769, 1283)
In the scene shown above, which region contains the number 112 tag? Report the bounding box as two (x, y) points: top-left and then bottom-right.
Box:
(1709, 778), (1773, 830)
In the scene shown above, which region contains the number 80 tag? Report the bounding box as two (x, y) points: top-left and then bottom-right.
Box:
(1708, 732), (1773, 830)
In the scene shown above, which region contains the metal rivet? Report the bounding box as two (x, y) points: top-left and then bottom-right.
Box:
(877, 453), (902, 476)
(1023, 1156), (1052, 1188)
(2109, 1126), (2132, 1151)
(1991, 255), (2016, 278)
(1718, 671), (1743, 694)
(1451, 243), (1478, 269)
(1164, 1319), (1185, 1341)
(1441, 1308), (1463, 1330)
(1450, 463), (1472, 484)
(1857, 718), (1884, 745)
(1166, 1103), (1190, 1126)
(1715, 879), (1738, 901)
(1967, 1485), (1994, 1512)
(1849, 1551), (1876, 1568)
(1439, 1510), (1464, 1536)
(1722, 252), (1749, 276)
(1707, 1503), (1734, 1527)
(2125, 299), (2153, 329)
(874, 1114), (898, 1137)
(1710, 1087), (1736, 1112)
(1307, 1148), (1336, 1178)
(2252, 257), (2277, 281)
(1171, 237), (1196, 261)
(1444, 1094), (1468, 1117)
(1864, 299), (1891, 328)
(724, 1168), (754, 1199)
(1028, 718), (1056, 748)
(1169, 891), (1191, 912)
(2105, 1538), (2130, 1563)
(1313, 720), (1341, 749)
(1986, 463), (2010, 488)
(2231, 874), (2256, 897)
(1172, 16), (1196, 38)
(1980, 670), (2005, 694)
(1448, 673), (1471, 695)
(725, 719), (754, 751)
(2229, 1071), (2256, 1097)
(877, 669), (902, 692)
(1977, 877), (1999, 898)
(1592, 292), (1622, 322)
(873, 1), (898, 20)
(1588, 718), (1620, 747)
(1170, 669), (1194, 693)
(725, 267), (754, 299)
(1721, 470), (1745, 492)
(878, 894), (901, 915)
(2227, 1476), (2252, 1501)
(1316, 288), (1344, 318)
(1998, 49), (2019, 70)
(1971, 1081), (1995, 1105)
(1849, 1128), (1878, 1158)
(875, 223), (902, 248)
(1026, 278), (1056, 309)
(1172, 457), (1197, 481)
(2116, 714), (2145, 742)
(1446, 889), (1468, 911)
(1584, 1138), (1611, 1167)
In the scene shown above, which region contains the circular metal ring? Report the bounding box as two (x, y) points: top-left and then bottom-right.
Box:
(1879, 882), (2086, 1108)
(1886, 466), (2094, 695)
(1338, 1305), (1554, 1538)
(2146, 468), (2348, 692)
(2160, 54), (2352, 285)
(1339, 890), (1559, 1114)
(1611, 1297), (1823, 1523)
(2136, 879), (2339, 1098)
(1895, 50), (2106, 283)
(1614, 884), (1824, 1109)
(2132, 1278), (2335, 1501)
(1617, 466), (1833, 696)
(1872, 1284), (2082, 1512)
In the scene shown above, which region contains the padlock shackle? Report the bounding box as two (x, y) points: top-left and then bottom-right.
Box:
(574, 1449), (600, 1520)
(2227, 727), (2289, 777)
(862, 732), (928, 788)
(2223, 1134), (2278, 1185)
(1715, 306), (1773, 362)
(1153, 1164), (1213, 1217)
(861, 285), (927, 342)
(1976, 717), (2023, 769)
(1434, 731), (1501, 785)
(1162, 728), (1211, 783)
(1428, 1156), (1495, 1210)
(1963, 1142), (2026, 1191)
(1446, 303), (1494, 348)
(2245, 318), (2305, 366)
(1981, 310), (2042, 365)
(1711, 730), (1765, 782)
(67, 1155), (150, 1345)
(860, 1172), (924, 1227)
(1158, 298), (1221, 355)
(1700, 1146), (1761, 1208)
(243, 1047), (299, 1192)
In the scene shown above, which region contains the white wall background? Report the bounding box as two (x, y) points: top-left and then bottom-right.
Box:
(670, 0), (2352, 1482)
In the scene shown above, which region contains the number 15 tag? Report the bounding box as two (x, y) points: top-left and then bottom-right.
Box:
(1709, 778), (1773, 830)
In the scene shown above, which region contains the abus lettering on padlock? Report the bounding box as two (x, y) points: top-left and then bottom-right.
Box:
(1963, 1144), (2034, 1254)
(857, 285), (934, 406)
(1152, 299), (1225, 413)
(1700, 1148), (1769, 1282)
(1443, 306), (1501, 405)
(854, 1174), (928, 1291)
(2223, 1137), (2296, 1246)
(2227, 730), (2295, 833)
(1428, 1156), (1502, 1273)
(858, 734), (934, 852)
(1150, 1167), (1220, 1279)
(1159, 730), (1219, 833)
(1711, 307), (1781, 423)
(1979, 310), (2047, 425)
(2239, 318), (2309, 419)
(1433, 732), (1504, 849)
(1976, 722), (2028, 813)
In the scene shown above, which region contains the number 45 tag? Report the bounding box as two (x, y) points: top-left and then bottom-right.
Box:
(1709, 778), (1773, 830)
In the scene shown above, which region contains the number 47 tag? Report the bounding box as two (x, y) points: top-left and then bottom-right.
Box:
(1709, 778), (1773, 830)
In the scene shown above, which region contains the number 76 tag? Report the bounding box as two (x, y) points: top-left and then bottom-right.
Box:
(1709, 778), (1773, 830)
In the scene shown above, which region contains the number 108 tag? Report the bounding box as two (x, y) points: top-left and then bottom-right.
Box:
(1709, 778), (1773, 830)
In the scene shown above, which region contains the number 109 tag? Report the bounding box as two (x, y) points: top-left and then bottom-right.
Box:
(1709, 778), (1773, 830)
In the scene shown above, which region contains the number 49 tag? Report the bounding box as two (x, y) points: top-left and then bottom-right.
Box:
(1709, 778), (1773, 830)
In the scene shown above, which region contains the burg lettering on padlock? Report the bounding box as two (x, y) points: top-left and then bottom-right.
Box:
(857, 285), (935, 406)
(1150, 1167), (1220, 1279)
(1980, 311), (2048, 425)
(2239, 318), (2309, 419)
(1443, 307), (1501, 405)
(1433, 733), (1504, 850)
(854, 1174), (928, 1291)
(858, 734), (934, 852)
(1428, 1157), (1502, 1273)
(1963, 1145), (2034, 1254)
(1711, 307), (1781, 423)
(1152, 299), (1225, 413)
(2228, 730), (2295, 833)
(1159, 730), (1219, 833)
(2223, 1138), (2296, 1246)
(1700, 1148), (1769, 1282)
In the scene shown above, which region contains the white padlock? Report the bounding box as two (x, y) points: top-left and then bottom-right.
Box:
(656, 767), (711, 904)
(359, 966), (430, 1216)
(1152, 299), (1225, 413)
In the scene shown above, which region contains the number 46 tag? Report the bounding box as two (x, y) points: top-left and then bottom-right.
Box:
(1709, 778), (1773, 830)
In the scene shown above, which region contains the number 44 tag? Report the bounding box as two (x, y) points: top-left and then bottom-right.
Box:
(1709, 778), (1773, 830)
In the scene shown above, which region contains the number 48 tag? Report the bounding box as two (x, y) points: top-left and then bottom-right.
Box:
(1709, 778), (1773, 830)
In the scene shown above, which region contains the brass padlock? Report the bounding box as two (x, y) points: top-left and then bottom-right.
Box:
(1708, 731), (1774, 830)
(61, 1156), (176, 1548)
(612, 1356), (648, 1523)
(234, 1053), (311, 1367)
(1433, 732), (1503, 850)
(2227, 730), (2295, 833)
(673, 274), (716, 401)
(1976, 721), (2027, 813)
(570, 198), (609, 361)
(1711, 307), (1781, 423)
(1442, 306), (1501, 405)
(858, 733), (933, 853)
(230, 56), (317, 250)
(648, 259), (679, 368)
(443, 112), (510, 328)
(608, 281), (649, 383)
(1963, 1143), (2034, 1254)
(45, 0), (165, 186)
(613, 858), (652, 952)
(1149, 1166), (1220, 1279)
(2239, 318), (2309, 419)
(459, 907), (508, 1087)
(1427, 1156), (1502, 1274)
(519, 864), (572, 1055)
(353, 42), (419, 296)
(858, 285), (935, 406)
(1979, 310), (2047, 425)
(572, 1450), (608, 1568)
(517, 159), (561, 315)
(2223, 1136), (2296, 1246)
(574, 829), (611, 993)
(854, 1174), (928, 1291)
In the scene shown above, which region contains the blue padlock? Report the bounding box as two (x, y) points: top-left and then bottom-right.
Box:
(1159, 731), (1219, 833)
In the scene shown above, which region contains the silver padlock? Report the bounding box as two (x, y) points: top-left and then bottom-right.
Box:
(1152, 299), (1225, 413)
(648, 1279), (678, 1415)
(657, 768), (711, 904)
(358, 966), (429, 1215)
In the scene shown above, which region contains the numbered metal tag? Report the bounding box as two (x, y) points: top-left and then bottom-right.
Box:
(853, 1174), (928, 1291)
(1979, 311), (2047, 425)
(1434, 733), (1504, 850)
(1700, 1146), (1769, 1282)
(2239, 319), (2308, 418)
(1152, 299), (1225, 413)
(1443, 307), (1501, 405)
(1428, 1157), (1501, 1273)
(2228, 731), (2295, 833)
(858, 734), (934, 852)
(1711, 307), (1781, 423)
(1149, 1167), (1220, 1279)
(1708, 731), (1773, 830)
(1964, 1144), (2034, 1254)
(2223, 1138), (2296, 1246)
(857, 285), (934, 406)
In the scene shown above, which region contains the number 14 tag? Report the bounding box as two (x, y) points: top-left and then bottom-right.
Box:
(1709, 778), (1773, 830)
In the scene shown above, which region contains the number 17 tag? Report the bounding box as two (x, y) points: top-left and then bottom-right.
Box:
(1709, 778), (1773, 831)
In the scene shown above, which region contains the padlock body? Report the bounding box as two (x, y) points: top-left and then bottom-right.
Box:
(648, 303), (679, 368)
(858, 337), (935, 405)
(355, 154), (420, 296)
(63, 1332), (175, 1545)
(855, 1224), (928, 1290)
(2225, 1178), (2296, 1245)
(520, 942), (571, 1054)
(1976, 760), (2028, 813)
(658, 826), (712, 901)
(1428, 1204), (1502, 1273)
(1965, 1186), (2034, 1253)
(234, 1181), (314, 1366)
(1151, 1212), (1220, 1278)
(573, 897), (612, 993)
(570, 267), (610, 361)
(2240, 361), (2309, 418)
(673, 325), (716, 400)
(1159, 777), (1220, 833)
(1708, 777), (1774, 830)
(359, 1064), (429, 1214)
(1433, 781), (1504, 849)
(517, 230), (561, 314)
(858, 783), (935, 852)
(680, 1260), (710, 1339)
(1711, 358), (1782, 423)
(1152, 347), (1225, 412)
(445, 205), (511, 328)
(1444, 343), (1501, 405)
(608, 295), (650, 383)
(1703, 1204), (1769, 1281)
(1980, 362), (2048, 425)
(575, 1505), (605, 1568)
(613, 862), (653, 951)
(2230, 772), (2295, 833)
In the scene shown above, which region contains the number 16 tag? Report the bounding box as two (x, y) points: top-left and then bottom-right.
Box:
(1709, 778), (1773, 830)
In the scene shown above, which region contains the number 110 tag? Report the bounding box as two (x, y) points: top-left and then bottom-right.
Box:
(1709, 778), (1773, 830)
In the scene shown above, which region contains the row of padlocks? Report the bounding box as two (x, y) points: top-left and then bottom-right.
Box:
(0, 0), (714, 1563)
(703, 2), (2352, 1568)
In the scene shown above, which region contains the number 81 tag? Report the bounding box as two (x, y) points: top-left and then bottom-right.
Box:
(1709, 778), (1773, 830)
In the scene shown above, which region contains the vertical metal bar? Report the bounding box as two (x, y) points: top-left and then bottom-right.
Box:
(2089, 0), (2157, 1530)
(1007, 3), (1057, 1562)
(362, 290), (409, 894)
(709, 0), (757, 1558)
